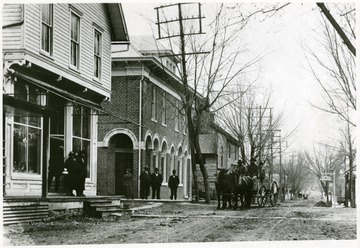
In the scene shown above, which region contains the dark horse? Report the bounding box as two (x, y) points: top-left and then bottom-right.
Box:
(216, 166), (254, 210)
(233, 174), (253, 209)
(215, 168), (237, 209)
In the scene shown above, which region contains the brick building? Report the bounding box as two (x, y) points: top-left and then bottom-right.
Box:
(2, 3), (129, 196)
(97, 36), (191, 199)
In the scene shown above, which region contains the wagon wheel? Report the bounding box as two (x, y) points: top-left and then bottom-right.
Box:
(257, 185), (267, 207)
(270, 181), (278, 207)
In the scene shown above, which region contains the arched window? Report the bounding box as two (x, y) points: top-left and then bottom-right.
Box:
(178, 147), (183, 184)
(152, 138), (160, 172)
(161, 141), (167, 182)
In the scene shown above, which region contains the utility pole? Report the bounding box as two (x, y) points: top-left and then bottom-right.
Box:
(155, 3), (208, 202)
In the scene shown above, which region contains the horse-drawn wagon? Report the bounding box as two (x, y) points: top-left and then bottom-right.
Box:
(216, 163), (279, 209)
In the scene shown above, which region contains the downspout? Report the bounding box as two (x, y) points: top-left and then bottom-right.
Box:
(138, 65), (144, 197)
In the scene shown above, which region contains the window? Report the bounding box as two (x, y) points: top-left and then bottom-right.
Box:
(175, 101), (179, 131)
(70, 12), (80, 68)
(229, 144), (231, 158)
(151, 87), (157, 121)
(13, 117), (41, 174)
(177, 158), (183, 184)
(161, 92), (166, 125)
(13, 81), (43, 174)
(72, 105), (90, 177)
(93, 29), (102, 80)
(41, 4), (53, 55)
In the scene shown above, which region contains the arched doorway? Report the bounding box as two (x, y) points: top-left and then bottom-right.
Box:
(112, 134), (133, 195)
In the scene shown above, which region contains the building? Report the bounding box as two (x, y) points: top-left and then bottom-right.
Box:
(199, 118), (239, 195)
(2, 3), (129, 196)
(97, 36), (192, 199)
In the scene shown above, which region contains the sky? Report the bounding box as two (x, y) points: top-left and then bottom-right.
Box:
(121, 2), (354, 157)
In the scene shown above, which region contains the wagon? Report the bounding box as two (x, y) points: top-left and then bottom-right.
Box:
(253, 177), (279, 207)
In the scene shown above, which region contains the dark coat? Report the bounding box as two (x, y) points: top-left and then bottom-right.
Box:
(150, 173), (163, 188)
(168, 175), (179, 189)
(140, 171), (150, 187)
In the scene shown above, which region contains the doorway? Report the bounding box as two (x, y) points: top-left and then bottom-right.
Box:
(113, 134), (133, 195)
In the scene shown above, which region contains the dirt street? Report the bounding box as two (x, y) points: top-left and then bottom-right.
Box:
(2, 197), (357, 246)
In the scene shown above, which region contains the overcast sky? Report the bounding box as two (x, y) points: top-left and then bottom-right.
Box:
(122, 2), (350, 157)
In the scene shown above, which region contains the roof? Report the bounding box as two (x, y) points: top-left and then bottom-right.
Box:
(210, 122), (239, 145)
(106, 4), (129, 43)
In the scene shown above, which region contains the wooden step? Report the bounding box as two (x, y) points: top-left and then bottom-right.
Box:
(3, 203), (49, 225)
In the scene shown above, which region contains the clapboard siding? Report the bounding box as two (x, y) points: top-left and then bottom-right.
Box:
(2, 4), (23, 26)
(53, 4), (69, 67)
(2, 27), (22, 49)
(20, 3), (112, 92)
(24, 4), (41, 53)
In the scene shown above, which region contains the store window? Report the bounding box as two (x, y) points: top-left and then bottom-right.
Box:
(72, 105), (90, 177)
(13, 116), (41, 174)
(12, 81), (44, 174)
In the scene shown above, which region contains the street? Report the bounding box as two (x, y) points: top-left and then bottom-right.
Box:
(3, 196), (357, 246)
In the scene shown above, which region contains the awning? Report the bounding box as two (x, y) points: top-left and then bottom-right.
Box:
(12, 71), (103, 111)
(3, 94), (58, 117)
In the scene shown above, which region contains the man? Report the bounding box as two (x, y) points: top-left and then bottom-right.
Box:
(168, 170), (180, 200)
(150, 168), (163, 199)
(48, 146), (64, 193)
(123, 168), (134, 199)
(64, 151), (76, 196)
(74, 151), (87, 197)
(248, 158), (258, 178)
(140, 166), (150, 199)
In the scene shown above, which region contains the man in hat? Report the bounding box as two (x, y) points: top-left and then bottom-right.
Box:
(140, 166), (150, 199)
(150, 168), (163, 199)
(248, 157), (258, 178)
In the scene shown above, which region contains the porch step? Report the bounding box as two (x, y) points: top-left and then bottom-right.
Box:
(84, 199), (127, 218)
(3, 203), (49, 225)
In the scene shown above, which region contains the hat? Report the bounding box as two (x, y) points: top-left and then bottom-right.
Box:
(154, 167), (159, 171)
(144, 167), (149, 171)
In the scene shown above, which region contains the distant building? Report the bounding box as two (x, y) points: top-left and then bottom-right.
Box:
(2, 3), (129, 196)
(97, 36), (192, 199)
(199, 114), (239, 194)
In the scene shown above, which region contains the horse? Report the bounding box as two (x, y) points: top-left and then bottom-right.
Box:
(215, 168), (237, 209)
(232, 174), (254, 209)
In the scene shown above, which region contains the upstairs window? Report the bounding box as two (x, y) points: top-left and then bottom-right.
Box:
(70, 12), (80, 69)
(175, 101), (179, 131)
(151, 87), (157, 121)
(41, 4), (53, 55)
(161, 92), (166, 125)
(93, 29), (102, 80)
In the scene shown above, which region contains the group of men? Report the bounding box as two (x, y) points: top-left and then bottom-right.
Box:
(48, 146), (87, 197)
(139, 167), (180, 200)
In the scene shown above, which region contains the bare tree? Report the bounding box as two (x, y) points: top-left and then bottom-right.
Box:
(305, 3), (356, 127)
(283, 152), (312, 199)
(216, 85), (285, 167)
(155, 3), (263, 203)
(305, 144), (342, 197)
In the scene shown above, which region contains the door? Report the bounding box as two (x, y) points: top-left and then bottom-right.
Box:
(115, 152), (133, 195)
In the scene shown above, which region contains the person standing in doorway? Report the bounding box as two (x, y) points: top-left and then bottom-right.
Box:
(140, 166), (150, 199)
(75, 151), (87, 197)
(123, 168), (134, 199)
(48, 146), (64, 193)
(64, 151), (76, 196)
(168, 170), (180, 200)
(150, 168), (163, 199)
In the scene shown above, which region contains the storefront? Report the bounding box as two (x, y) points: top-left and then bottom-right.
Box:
(3, 64), (101, 196)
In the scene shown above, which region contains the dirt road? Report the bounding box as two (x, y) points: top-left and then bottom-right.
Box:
(2, 197), (357, 245)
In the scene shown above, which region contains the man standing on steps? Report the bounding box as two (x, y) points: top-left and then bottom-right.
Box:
(150, 167), (163, 199)
(168, 170), (180, 200)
